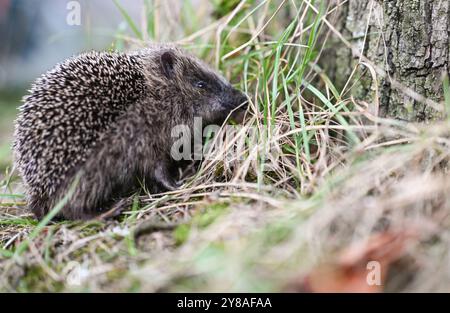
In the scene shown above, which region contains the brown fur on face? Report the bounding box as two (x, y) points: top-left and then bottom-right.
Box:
(13, 44), (247, 220)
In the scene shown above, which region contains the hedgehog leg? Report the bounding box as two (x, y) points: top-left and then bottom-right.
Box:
(28, 195), (51, 220)
(96, 197), (131, 220)
(154, 161), (181, 191)
(58, 169), (120, 220)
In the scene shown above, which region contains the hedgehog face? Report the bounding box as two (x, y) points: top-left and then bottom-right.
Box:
(159, 49), (248, 126)
(191, 77), (248, 126)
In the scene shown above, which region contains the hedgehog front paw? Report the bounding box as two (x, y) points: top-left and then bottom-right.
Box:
(158, 178), (180, 191)
(154, 162), (181, 191)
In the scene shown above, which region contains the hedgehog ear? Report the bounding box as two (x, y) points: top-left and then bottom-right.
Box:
(160, 51), (176, 79)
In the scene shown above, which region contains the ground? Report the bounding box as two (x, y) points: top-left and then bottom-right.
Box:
(1, 0), (450, 292)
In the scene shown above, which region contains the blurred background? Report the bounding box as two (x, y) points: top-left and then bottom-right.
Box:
(0, 0), (141, 170)
(0, 0), (217, 171)
(0, 0), (147, 88)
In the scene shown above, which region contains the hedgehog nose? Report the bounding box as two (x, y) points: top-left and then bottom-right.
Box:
(235, 91), (248, 110)
(239, 93), (248, 108)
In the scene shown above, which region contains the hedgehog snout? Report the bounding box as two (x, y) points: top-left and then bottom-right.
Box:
(236, 92), (248, 111)
(222, 88), (248, 111)
(226, 89), (248, 124)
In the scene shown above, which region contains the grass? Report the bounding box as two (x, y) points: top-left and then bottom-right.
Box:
(1, 0), (450, 292)
(0, 90), (21, 173)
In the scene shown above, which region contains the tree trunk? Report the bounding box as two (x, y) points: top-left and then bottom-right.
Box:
(331, 0), (450, 122)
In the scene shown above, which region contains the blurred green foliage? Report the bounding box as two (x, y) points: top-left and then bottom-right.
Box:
(0, 89), (22, 171)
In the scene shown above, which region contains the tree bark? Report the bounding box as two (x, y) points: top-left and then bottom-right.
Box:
(331, 0), (450, 122)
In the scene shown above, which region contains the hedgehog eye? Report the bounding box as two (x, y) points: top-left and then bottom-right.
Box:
(195, 81), (207, 89)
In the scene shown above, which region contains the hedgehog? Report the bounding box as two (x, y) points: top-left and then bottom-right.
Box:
(13, 44), (247, 220)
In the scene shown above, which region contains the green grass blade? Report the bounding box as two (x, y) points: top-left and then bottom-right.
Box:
(112, 0), (143, 40)
(0, 193), (25, 199)
(282, 73), (302, 184)
(443, 74), (450, 121)
(304, 82), (360, 145)
(13, 174), (81, 256)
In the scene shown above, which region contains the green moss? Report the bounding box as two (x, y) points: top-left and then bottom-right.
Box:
(16, 265), (64, 292)
(173, 224), (191, 246)
(194, 202), (229, 228)
(173, 201), (230, 246)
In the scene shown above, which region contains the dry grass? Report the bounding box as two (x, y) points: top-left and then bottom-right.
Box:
(1, 0), (450, 292)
